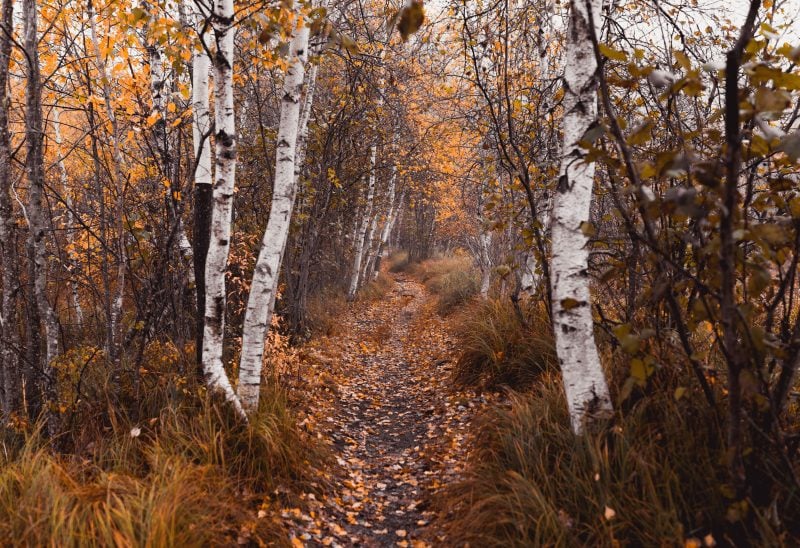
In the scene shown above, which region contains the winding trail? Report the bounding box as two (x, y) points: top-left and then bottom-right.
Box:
(284, 274), (488, 547)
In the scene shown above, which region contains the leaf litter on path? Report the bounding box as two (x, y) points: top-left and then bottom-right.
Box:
(282, 275), (495, 546)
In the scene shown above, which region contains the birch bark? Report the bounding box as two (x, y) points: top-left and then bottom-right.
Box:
(550, 0), (612, 434)
(479, 230), (492, 298)
(347, 146), (377, 300)
(238, 17), (310, 413)
(369, 171), (398, 280)
(200, 0), (245, 416)
(24, 0), (59, 434)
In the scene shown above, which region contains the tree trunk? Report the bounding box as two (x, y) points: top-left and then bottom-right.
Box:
(88, 0), (127, 378)
(549, 0), (612, 435)
(347, 149), (377, 299)
(53, 106), (84, 328)
(479, 230), (492, 299)
(191, 4), (213, 370)
(0, 0), (18, 416)
(238, 17), (310, 413)
(24, 0), (59, 436)
(370, 175), (400, 280)
(201, 0), (245, 417)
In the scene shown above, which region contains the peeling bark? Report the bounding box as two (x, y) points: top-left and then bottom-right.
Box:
(238, 17), (311, 413)
(201, 0), (246, 417)
(24, 0), (59, 435)
(549, 0), (612, 434)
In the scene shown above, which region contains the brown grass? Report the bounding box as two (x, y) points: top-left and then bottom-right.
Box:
(453, 298), (556, 389)
(439, 375), (800, 546)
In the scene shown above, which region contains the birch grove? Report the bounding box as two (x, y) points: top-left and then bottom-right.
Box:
(0, 1), (797, 541)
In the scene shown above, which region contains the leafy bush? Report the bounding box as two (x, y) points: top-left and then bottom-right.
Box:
(439, 378), (799, 546)
(454, 298), (556, 389)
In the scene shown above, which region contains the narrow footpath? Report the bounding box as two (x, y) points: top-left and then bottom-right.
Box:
(283, 275), (491, 547)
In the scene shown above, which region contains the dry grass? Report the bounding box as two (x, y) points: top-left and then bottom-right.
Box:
(0, 367), (319, 546)
(357, 272), (395, 301)
(439, 376), (800, 547)
(306, 289), (347, 337)
(453, 298), (556, 389)
(406, 255), (481, 315)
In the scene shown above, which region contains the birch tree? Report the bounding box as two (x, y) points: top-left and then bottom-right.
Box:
(88, 0), (128, 372)
(190, 0), (213, 368)
(347, 147), (377, 299)
(199, 0), (245, 416)
(24, 0), (59, 434)
(53, 106), (84, 327)
(549, 0), (612, 434)
(238, 15), (311, 413)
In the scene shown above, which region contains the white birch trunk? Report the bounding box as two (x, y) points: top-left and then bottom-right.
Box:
(360, 208), (380, 282)
(192, 21), (213, 191)
(550, 0), (612, 434)
(237, 18), (310, 413)
(53, 106), (84, 326)
(347, 147), (377, 300)
(369, 173), (398, 281)
(201, 0), (246, 417)
(519, 251), (538, 297)
(479, 230), (492, 298)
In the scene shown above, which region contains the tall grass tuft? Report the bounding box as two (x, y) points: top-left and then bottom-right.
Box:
(440, 376), (799, 546)
(357, 272), (395, 301)
(454, 298), (556, 389)
(406, 255), (481, 315)
(0, 366), (317, 546)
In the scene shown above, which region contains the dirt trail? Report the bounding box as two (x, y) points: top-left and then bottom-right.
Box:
(284, 275), (487, 547)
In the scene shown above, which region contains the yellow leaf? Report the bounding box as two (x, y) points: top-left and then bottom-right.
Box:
(599, 43), (627, 62)
(290, 537), (305, 548)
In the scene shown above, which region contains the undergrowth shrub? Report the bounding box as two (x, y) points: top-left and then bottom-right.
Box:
(454, 298), (556, 389)
(440, 377), (799, 546)
(387, 250), (410, 273)
(306, 288), (347, 337)
(0, 362), (319, 546)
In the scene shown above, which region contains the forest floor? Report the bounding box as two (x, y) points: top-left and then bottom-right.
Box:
(281, 274), (495, 547)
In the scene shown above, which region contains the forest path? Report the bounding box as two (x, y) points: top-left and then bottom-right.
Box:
(284, 274), (486, 547)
